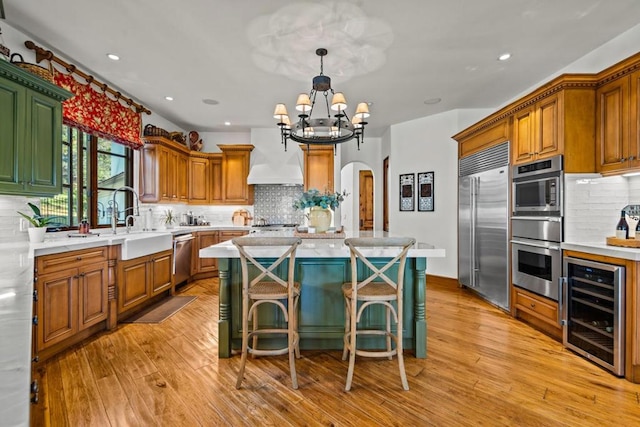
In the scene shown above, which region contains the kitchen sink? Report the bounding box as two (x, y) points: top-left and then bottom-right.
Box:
(116, 232), (173, 260)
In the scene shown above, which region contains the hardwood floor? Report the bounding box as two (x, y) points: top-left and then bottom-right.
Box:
(32, 278), (640, 426)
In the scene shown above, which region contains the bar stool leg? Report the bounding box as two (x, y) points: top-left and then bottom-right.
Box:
(386, 305), (392, 360)
(342, 297), (350, 361)
(345, 302), (358, 391)
(236, 293), (250, 389)
(288, 296), (299, 389)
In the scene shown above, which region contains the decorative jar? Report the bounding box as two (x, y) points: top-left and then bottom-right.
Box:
(308, 206), (332, 233)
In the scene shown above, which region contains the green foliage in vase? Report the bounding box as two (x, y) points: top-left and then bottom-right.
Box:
(293, 188), (348, 210)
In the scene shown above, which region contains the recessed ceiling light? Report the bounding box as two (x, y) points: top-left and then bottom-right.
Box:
(106, 53), (120, 61)
(164, 96), (174, 101)
(424, 98), (441, 105)
(498, 53), (512, 61)
(224, 121), (231, 126)
(367, 102), (374, 106)
(202, 98), (219, 105)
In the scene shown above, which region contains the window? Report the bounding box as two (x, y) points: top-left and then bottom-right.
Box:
(40, 125), (133, 230)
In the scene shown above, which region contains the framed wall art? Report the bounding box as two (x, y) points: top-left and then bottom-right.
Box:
(399, 173), (415, 211)
(418, 171), (434, 211)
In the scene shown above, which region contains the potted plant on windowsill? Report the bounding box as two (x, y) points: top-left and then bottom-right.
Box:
(17, 202), (53, 243)
(293, 188), (348, 233)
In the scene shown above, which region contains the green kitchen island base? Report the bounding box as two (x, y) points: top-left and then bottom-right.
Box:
(216, 256), (428, 359)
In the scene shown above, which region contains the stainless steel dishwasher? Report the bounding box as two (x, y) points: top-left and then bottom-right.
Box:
(173, 232), (194, 286)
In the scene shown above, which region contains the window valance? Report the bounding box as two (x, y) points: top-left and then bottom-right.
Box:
(53, 70), (144, 149)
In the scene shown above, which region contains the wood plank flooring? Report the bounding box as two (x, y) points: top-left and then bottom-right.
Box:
(32, 278), (640, 426)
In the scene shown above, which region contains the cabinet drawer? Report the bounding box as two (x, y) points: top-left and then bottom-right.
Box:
(218, 230), (248, 242)
(37, 246), (109, 275)
(515, 288), (558, 325)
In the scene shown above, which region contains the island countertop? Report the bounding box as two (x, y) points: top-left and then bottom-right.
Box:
(200, 230), (446, 259)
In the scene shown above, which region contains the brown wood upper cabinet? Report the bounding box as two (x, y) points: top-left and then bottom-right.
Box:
(300, 144), (334, 192)
(454, 75), (597, 173)
(139, 137), (190, 203)
(219, 144), (254, 204)
(512, 94), (560, 164)
(140, 137), (253, 205)
(455, 117), (510, 158)
(511, 84), (596, 172)
(596, 65), (640, 175)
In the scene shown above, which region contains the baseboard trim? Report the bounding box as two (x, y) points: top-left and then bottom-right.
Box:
(426, 274), (458, 287)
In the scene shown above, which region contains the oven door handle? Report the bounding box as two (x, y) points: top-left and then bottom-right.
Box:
(510, 216), (562, 222)
(510, 238), (561, 251)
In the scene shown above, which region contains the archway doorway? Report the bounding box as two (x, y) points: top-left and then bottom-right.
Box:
(340, 162), (374, 232)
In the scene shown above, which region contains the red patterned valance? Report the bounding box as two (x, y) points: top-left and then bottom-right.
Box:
(53, 70), (143, 149)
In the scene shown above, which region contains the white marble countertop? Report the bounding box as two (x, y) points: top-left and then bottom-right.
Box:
(562, 241), (640, 261)
(200, 230), (446, 259)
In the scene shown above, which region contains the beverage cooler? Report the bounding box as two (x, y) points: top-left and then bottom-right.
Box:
(562, 257), (625, 376)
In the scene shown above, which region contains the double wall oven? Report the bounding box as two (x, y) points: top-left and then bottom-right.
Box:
(511, 155), (563, 302)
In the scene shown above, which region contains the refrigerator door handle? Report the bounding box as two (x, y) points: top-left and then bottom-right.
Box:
(470, 176), (478, 287)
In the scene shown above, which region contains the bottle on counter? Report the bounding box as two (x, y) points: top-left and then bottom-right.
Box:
(616, 210), (629, 239)
(79, 218), (90, 234)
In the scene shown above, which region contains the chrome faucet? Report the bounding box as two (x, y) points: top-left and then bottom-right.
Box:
(110, 186), (140, 234)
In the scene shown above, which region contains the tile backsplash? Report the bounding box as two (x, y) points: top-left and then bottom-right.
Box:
(564, 174), (640, 242)
(253, 184), (305, 225)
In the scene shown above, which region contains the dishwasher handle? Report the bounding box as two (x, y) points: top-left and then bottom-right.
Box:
(173, 234), (195, 242)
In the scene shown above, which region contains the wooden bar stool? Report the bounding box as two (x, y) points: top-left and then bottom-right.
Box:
(342, 237), (416, 391)
(232, 236), (302, 389)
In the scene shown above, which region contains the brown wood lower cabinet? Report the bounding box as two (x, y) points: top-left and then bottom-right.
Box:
(513, 286), (562, 340)
(117, 250), (173, 315)
(34, 247), (109, 355)
(192, 229), (248, 279)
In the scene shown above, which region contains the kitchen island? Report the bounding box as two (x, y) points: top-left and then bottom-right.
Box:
(200, 231), (445, 358)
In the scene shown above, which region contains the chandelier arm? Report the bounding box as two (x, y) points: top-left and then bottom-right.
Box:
(324, 92), (331, 119)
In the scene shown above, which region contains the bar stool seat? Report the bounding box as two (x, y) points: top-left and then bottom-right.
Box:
(342, 237), (416, 391)
(232, 236), (302, 389)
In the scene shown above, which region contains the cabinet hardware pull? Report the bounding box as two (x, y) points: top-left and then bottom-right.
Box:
(32, 356), (39, 363)
(630, 156), (636, 161)
(76, 256), (82, 261)
(621, 158), (626, 162)
(31, 393), (39, 404)
(530, 303), (536, 308)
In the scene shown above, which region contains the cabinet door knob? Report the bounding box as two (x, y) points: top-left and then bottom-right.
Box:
(630, 156), (636, 161)
(621, 158), (627, 162)
(530, 303), (536, 308)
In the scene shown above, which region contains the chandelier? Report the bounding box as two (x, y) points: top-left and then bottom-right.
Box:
(273, 48), (370, 152)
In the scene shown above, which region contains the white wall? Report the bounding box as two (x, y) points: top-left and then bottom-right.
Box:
(340, 137), (382, 230)
(198, 131), (251, 152)
(388, 109), (494, 278)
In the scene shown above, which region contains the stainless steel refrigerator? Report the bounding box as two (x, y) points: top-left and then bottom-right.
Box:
(458, 142), (509, 310)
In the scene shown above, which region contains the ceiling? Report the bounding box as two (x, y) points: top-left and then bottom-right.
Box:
(4, 0), (640, 137)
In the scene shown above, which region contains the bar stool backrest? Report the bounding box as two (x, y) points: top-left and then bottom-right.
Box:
(344, 237), (416, 294)
(232, 237), (302, 290)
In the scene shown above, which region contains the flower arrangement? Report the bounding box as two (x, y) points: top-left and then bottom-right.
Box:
(17, 202), (53, 228)
(293, 188), (348, 210)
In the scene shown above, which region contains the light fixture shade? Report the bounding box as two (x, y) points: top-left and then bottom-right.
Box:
(355, 102), (370, 118)
(273, 103), (289, 119)
(352, 116), (363, 128)
(331, 92), (348, 111)
(296, 94), (312, 112)
(283, 116), (291, 129)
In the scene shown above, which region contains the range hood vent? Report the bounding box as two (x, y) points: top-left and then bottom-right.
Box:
(247, 163), (303, 185)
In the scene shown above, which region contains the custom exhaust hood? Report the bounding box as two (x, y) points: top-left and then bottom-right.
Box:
(247, 163), (303, 185)
(247, 128), (304, 185)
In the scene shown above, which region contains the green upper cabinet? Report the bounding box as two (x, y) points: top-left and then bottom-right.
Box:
(0, 60), (71, 196)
